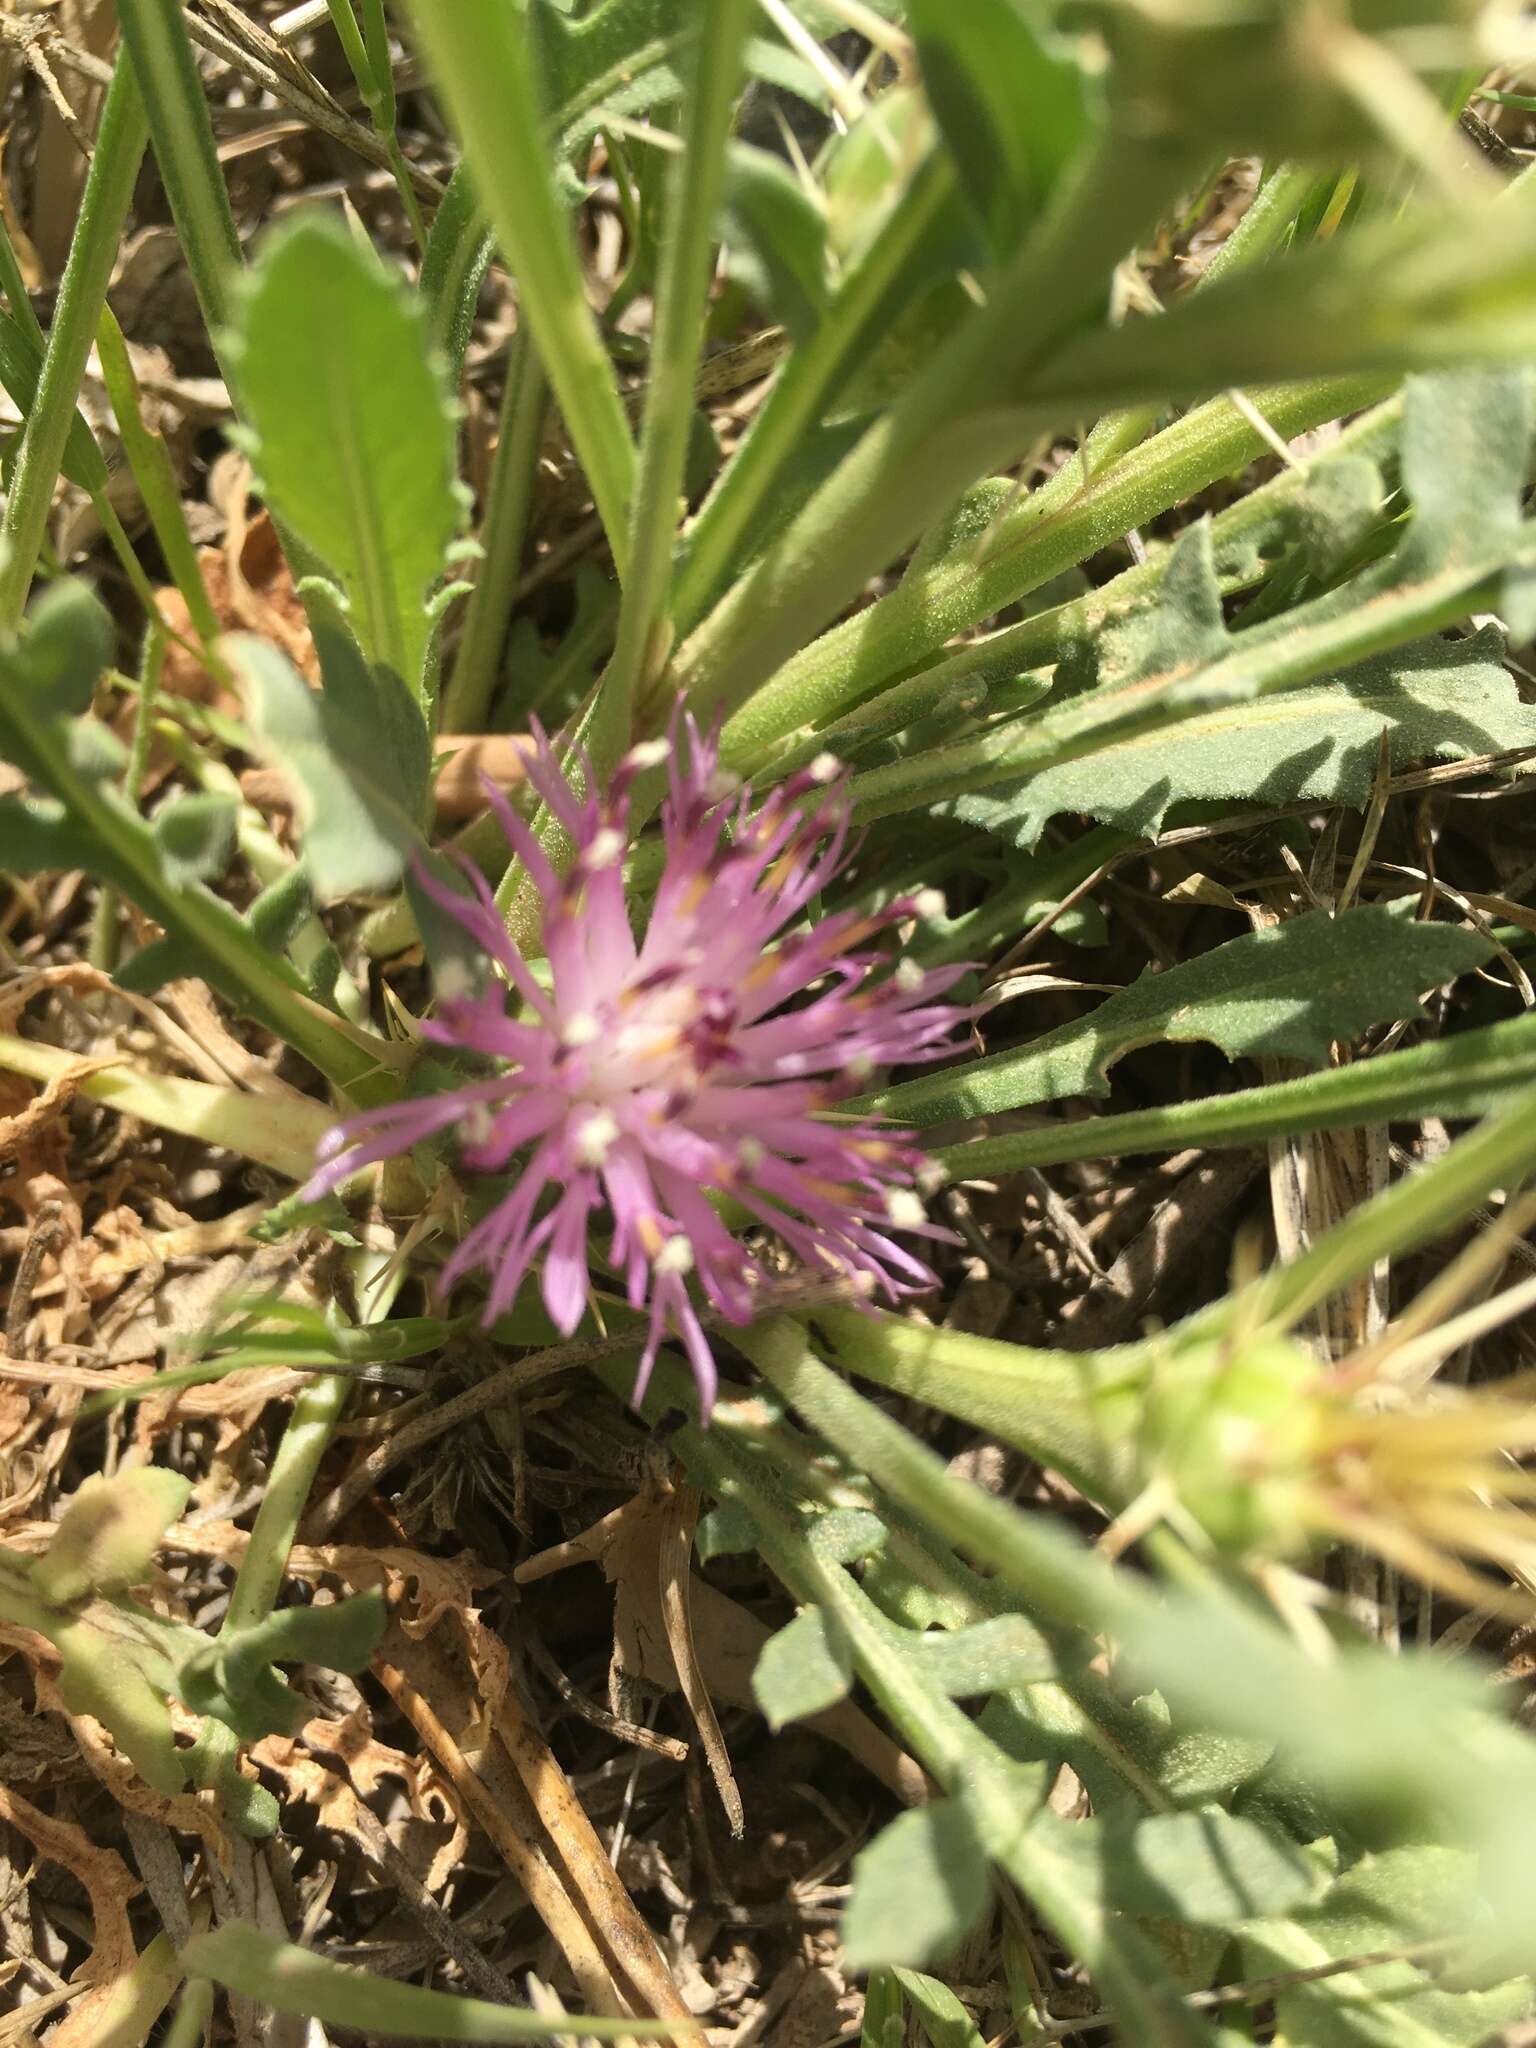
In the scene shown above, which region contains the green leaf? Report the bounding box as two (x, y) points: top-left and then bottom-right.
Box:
(861, 1969), (906, 2048)
(1078, 0), (1481, 159)
(903, 477), (1021, 589)
(1008, 199), (1536, 423)
(1242, 1849), (1532, 2048)
(718, 143), (829, 339)
(1109, 1808), (1319, 1927)
(24, 580), (113, 716)
(909, 0), (1089, 255)
(842, 1804), (993, 1971)
(695, 1499), (757, 1561)
(1394, 369), (1530, 578)
(182, 1924), (682, 2039)
(30, 1469), (191, 1605)
(873, 904), (1494, 1125)
(821, 85), (944, 267)
(406, 844), (493, 996)
(0, 587), (385, 1088)
(532, 0), (691, 159)
(0, 307), (108, 492)
(908, 1615), (1054, 1697)
(0, 793), (88, 872)
(247, 864), (316, 952)
(532, 0), (826, 162)
(51, 1614), (187, 1799)
(114, 934), (207, 997)
(1290, 455), (1389, 578)
(954, 510), (1534, 845)
(314, 621), (433, 820)
(891, 1971), (990, 2048)
(420, 159), (493, 388)
(229, 634), (428, 901)
(228, 213), (462, 692)
(179, 1591), (387, 1743)
(1139, 1715), (1274, 1808)
(753, 1605), (854, 1726)
(152, 791), (237, 886)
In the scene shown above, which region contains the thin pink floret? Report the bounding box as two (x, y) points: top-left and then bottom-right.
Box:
(306, 718), (969, 1417)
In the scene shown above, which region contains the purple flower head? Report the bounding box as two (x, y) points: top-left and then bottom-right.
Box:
(306, 718), (969, 1416)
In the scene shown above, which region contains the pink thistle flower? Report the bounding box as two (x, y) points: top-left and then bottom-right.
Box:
(306, 720), (968, 1416)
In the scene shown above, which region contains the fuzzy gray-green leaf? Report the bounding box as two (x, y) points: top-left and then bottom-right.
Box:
(228, 215), (461, 695)
(954, 628), (1533, 851)
(1110, 1808), (1319, 1927)
(842, 1804), (992, 1970)
(230, 635), (426, 901)
(753, 1605), (854, 1726)
(873, 905), (1493, 1125)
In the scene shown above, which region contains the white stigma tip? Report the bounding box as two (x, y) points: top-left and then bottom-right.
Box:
(895, 958), (925, 994)
(808, 751), (842, 784)
(655, 1234), (695, 1276)
(705, 769), (742, 804)
(847, 1052), (875, 1083)
(912, 888), (946, 922)
(624, 739), (671, 773)
(586, 827), (624, 870)
(917, 1161), (950, 1195)
(738, 1136), (765, 1168)
(561, 1013), (601, 1048)
(851, 1269), (879, 1299)
(463, 1104), (494, 1147)
(885, 1189), (927, 1230)
(575, 1109), (619, 1165)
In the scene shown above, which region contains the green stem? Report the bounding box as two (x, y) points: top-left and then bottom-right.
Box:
(881, 389), (1406, 723)
(401, 0), (636, 576)
(727, 1317), (1111, 1630)
(647, 1337), (1210, 2046)
(716, 371), (1386, 770)
(847, 518), (1524, 827)
(668, 149), (959, 640)
(670, 129), (1210, 727)
(949, 157), (1315, 613)
(0, 1029), (332, 1177)
(442, 333), (547, 733)
(117, 0), (343, 622)
(90, 490), (184, 636)
(322, 0), (375, 123)
(96, 308), (223, 649)
(328, 0), (427, 251)
(223, 1371), (355, 1634)
(158, 1979), (215, 2048)
(89, 620), (166, 973)
(115, 0), (243, 341)
(197, 1253), (400, 1819)
(809, 1304), (1136, 1510)
(930, 1007), (1536, 1180)
(0, 58), (148, 627)
(601, 0), (750, 747)
(1257, 1076), (1536, 1332)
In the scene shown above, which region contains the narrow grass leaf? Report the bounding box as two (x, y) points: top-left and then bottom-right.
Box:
(182, 1925), (684, 2039)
